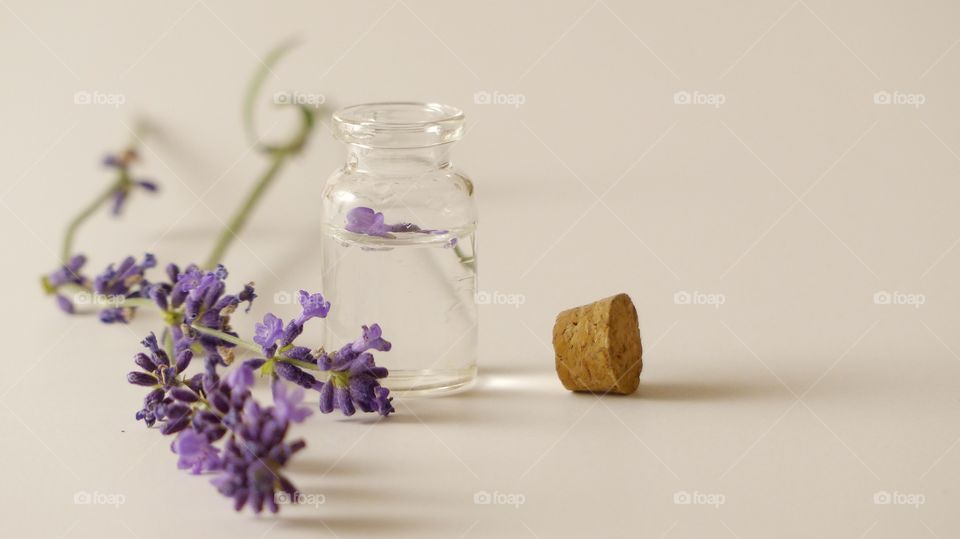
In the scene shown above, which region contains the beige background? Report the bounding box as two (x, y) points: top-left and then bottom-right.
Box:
(2, 0), (960, 537)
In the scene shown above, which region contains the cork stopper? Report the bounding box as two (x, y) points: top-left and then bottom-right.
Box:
(552, 293), (642, 394)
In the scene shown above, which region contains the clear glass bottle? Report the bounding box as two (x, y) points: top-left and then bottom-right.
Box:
(321, 102), (478, 395)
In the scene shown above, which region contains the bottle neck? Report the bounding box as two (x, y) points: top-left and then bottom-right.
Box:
(347, 144), (453, 174)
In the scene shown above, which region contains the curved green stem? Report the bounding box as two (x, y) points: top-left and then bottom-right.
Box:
(61, 175), (124, 263)
(202, 152), (287, 269)
(201, 39), (315, 269)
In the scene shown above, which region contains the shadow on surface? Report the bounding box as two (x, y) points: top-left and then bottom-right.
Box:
(633, 379), (785, 401)
(289, 458), (388, 476)
(278, 513), (426, 535)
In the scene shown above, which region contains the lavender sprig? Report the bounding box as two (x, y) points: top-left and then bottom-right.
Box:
(102, 149), (159, 216)
(42, 41), (385, 515)
(60, 142), (157, 263)
(116, 262), (393, 512)
(250, 290), (395, 417)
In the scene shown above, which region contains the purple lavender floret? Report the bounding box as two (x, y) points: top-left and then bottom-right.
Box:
(93, 253), (156, 324)
(128, 332), (195, 431)
(316, 324), (394, 416)
(254, 291), (329, 359)
(345, 206), (447, 238)
(42, 254), (89, 313)
(172, 429), (221, 474)
(155, 264), (256, 381)
(253, 313), (284, 357)
(250, 293), (394, 417)
(295, 290), (330, 325)
(45, 254), (88, 289)
(351, 323), (392, 353)
(94, 254), (156, 296)
(102, 149), (159, 216)
(164, 264), (256, 324)
(206, 370), (306, 513)
(55, 294), (76, 314)
(272, 380), (313, 424)
(345, 207), (391, 236)
(224, 363), (255, 393)
(46, 253), (162, 323)
(274, 361), (320, 389)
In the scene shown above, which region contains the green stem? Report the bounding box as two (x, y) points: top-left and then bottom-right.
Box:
(201, 40), (315, 269)
(190, 326), (326, 378)
(58, 283), (153, 309)
(280, 357), (322, 372)
(61, 174), (125, 262)
(202, 151), (288, 269)
(453, 243), (475, 271)
(191, 325), (261, 354)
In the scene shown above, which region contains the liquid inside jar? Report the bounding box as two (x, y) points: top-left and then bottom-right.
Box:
(320, 224), (478, 395)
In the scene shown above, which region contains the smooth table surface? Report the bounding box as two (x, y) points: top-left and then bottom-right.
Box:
(3, 1), (960, 536)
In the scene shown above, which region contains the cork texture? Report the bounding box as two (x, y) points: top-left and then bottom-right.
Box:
(552, 293), (643, 394)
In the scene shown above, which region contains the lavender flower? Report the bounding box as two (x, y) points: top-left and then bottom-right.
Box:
(95, 254), (156, 297)
(224, 362), (256, 393)
(94, 253), (156, 324)
(102, 149), (159, 216)
(102, 149), (137, 169)
(212, 436), (303, 513)
(254, 313), (284, 356)
(345, 206), (447, 238)
(41, 254), (88, 313)
(317, 362), (394, 416)
(172, 429), (221, 474)
(209, 379), (306, 514)
(48, 253), (390, 514)
(148, 263), (256, 388)
(317, 324), (394, 416)
(345, 207), (391, 236)
(295, 290), (330, 324)
(351, 323), (392, 353)
(170, 364), (259, 478)
(248, 291), (394, 417)
(272, 380), (312, 424)
(128, 332), (195, 432)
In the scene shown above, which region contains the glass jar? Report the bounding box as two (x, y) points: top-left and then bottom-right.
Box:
(321, 102), (478, 395)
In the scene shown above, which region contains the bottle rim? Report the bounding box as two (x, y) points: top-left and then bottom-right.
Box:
(332, 102), (465, 148)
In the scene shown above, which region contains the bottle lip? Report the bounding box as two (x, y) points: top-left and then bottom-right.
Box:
(332, 102), (465, 148)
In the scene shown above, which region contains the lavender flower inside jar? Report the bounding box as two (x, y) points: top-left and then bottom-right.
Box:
(321, 102), (478, 395)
